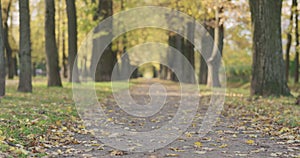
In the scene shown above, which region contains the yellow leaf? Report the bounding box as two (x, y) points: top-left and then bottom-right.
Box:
(78, 125), (85, 129)
(107, 118), (113, 122)
(9, 147), (16, 152)
(14, 148), (29, 155)
(166, 153), (179, 157)
(62, 126), (67, 131)
(185, 132), (193, 138)
(56, 120), (62, 126)
(67, 107), (72, 113)
(0, 136), (6, 141)
(246, 139), (255, 145)
(194, 141), (203, 148)
(169, 147), (184, 152)
(279, 127), (290, 134)
(70, 116), (77, 121)
(0, 130), (3, 135)
(219, 144), (228, 148)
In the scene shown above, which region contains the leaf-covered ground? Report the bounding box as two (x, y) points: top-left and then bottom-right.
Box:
(0, 78), (299, 157)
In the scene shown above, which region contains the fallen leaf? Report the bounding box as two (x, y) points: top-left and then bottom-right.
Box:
(194, 151), (207, 154)
(246, 139), (255, 145)
(110, 150), (124, 156)
(219, 144), (228, 148)
(194, 141), (203, 148)
(165, 153), (179, 157)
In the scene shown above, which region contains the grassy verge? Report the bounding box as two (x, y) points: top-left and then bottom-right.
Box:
(0, 78), (114, 157)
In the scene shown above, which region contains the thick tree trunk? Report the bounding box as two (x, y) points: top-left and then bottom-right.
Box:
(18, 0), (32, 92)
(249, 0), (290, 96)
(91, 0), (114, 82)
(66, 0), (80, 82)
(162, 32), (175, 81)
(159, 64), (169, 80)
(182, 21), (196, 84)
(45, 0), (62, 87)
(199, 22), (214, 85)
(207, 9), (224, 87)
(170, 34), (184, 82)
(295, 0), (299, 83)
(0, 2), (6, 97)
(2, 0), (14, 79)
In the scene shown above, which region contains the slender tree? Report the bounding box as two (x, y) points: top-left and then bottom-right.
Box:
(18, 0), (32, 92)
(249, 0), (290, 96)
(0, 2), (6, 97)
(285, 0), (296, 81)
(207, 7), (224, 87)
(66, 0), (80, 82)
(295, 0), (299, 83)
(2, 0), (14, 79)
(45, 0), (62, 87)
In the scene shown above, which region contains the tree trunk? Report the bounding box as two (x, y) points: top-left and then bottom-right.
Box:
(207, 9), (224, 87)
(10, 12), (17, 77)
(199, 22), (214, 85)
(2, 0), (14, 79)
(285, 0), (296, 82)
(286, 33), (292, 81)
(170, 34), (184, 82)
(66, 0), (80, 82)
(62, 21), (68, 78)
(182, 21), (196, 84)
(18, 0), (32, 92)
(91, 0), (114, 82)
(249, 0), (290, 96)
(295, 0), (299, 83)
(45, 0), (62, 87)
(32, 62), (36, 77)
(165, 32), (176, 81)
(13, 57), (17, 76)
(0, 2), (6, 97)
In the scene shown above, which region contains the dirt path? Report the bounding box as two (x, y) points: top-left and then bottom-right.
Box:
(49, 79), (299, 158)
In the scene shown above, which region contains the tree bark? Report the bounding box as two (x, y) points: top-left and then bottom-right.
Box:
(170, 34), (184, 82)
(2, 0), (14, 79)
(66, 0), (80, 82)
(295, 0), (299, 83)
(62, 20), (68, 78)
(249, 0), (290, 96)
(0, 2), (6, 97)
(91, 0), (115, 82)
(286, 34), (292, 81)
(18, 0), (32, 92)
(10, 11), (17, 77)
(285, 0), (296, 82)
(199, 22), (214, 85)
(182, 21), (196, 83)
(45, 0), (62, 87)
(207, 8), (224, 87)
(165, 32), (176, 81)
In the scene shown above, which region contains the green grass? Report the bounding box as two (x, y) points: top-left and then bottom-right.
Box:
(0, 78), (115, 157)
